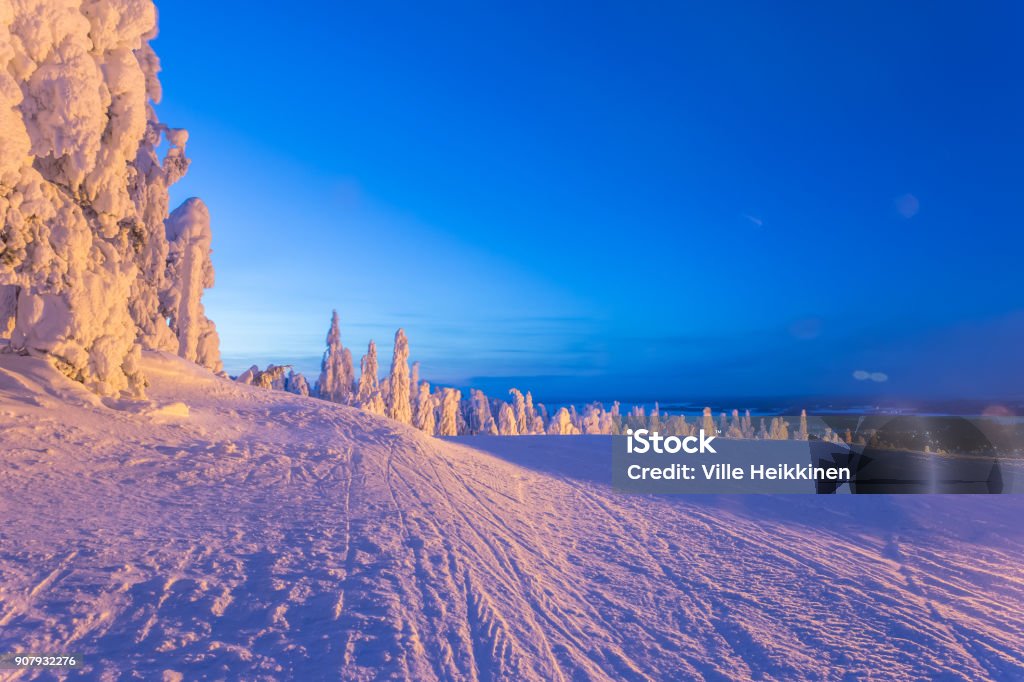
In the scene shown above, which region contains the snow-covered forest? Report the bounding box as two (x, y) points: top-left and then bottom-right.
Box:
(236, 310), (835, 442)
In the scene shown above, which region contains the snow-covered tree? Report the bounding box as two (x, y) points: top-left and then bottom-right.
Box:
(585, 404), (604, 434)
(285, 370), (310, 397)
(627, 406), (647, 432)
(362, 392), (386, 416)
(547, 407), (581, 435)
(497, 402), (519, 435)
(797, 409), (809, 440)
(726, 409), (744, 438)
(410, 362), (420, 400)
(769, 417), (790, 440)
(468, 389), (497, 435)
(164, 198), (221, 372)
(255, 364), (289, 390)
(664, 414), (692, 437)
(508, 389), (527, 434)
(0, 2), (220, 395)
(524, 391), (544, 434)
(537, 403), (550, 432)
(342, 347), (355, 397)
(357, 340), (379, 404)
(413, 382), (436, 435)
(386, 329), (412, 424)
(702, 407), (716, 436)
(236, 364), (290, 391)
(317, 311), (352, 403)
(603, 401), (622, 435)
(438, 388), (461, 436)
(235, 365), (259, 385)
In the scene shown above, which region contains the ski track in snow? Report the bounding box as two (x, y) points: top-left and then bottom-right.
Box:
(1, 353), (1022, 681)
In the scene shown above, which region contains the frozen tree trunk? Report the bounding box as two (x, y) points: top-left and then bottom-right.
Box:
(386, 329), (412, 424)
(164, 199), (222, 372)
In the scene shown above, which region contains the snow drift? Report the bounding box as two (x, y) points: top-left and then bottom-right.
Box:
(1, 352), (1022, 680)
(0, 0), (220, 396)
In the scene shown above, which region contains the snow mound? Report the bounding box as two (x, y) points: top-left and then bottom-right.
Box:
(0, 353), (104, 410)
(1, 354), (1023, 680)
(146, 401), (190, 420)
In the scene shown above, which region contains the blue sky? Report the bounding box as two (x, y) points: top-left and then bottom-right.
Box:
(154, 1), (1022, 402)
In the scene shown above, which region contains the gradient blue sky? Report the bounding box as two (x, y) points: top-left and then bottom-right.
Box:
(154, 1), (1022, 402)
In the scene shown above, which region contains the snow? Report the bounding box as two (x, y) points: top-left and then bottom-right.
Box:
(1, 353), (1022, 680)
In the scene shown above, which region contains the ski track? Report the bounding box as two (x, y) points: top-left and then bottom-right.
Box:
(1, 353), (1023, 680)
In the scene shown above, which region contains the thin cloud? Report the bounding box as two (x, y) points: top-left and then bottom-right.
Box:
(895, 193), (919, 219)
(742, 213), (764, 227)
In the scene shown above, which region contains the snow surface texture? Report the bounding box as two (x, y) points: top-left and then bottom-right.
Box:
(1, 353), (1022, 680)
(0, 0), (220, 396)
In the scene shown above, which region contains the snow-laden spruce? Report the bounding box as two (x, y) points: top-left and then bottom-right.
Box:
(164, 198), (221, 373)
(285, 369), (310, 397)
(413, 381), (436, 435)
(316, 310), (354, 403)
(356, 339), (379, 405)
(386, 328), (412, 425)
(0, 1), (220, 395)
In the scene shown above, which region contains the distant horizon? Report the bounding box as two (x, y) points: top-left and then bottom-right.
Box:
(220, 350), (1024, 412)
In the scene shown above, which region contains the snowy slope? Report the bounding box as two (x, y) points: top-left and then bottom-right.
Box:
(1, 354), (1023, 681)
